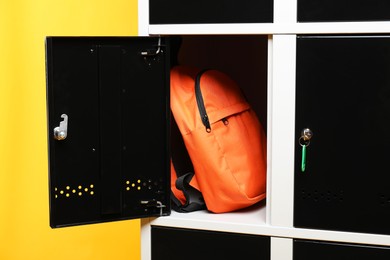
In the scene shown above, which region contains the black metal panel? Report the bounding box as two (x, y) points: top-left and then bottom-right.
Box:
(46, 37), (171, 228)
(295, 35), (390, 235)
(149, 0), (273, 24)
(99, 45), (122, 216)
(151, 226), (270, 260)
(298, 0), (390, 22)
(294, 239), (390, 260)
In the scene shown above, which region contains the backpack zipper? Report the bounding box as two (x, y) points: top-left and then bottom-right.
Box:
(222, 118), (229, 125)
(195, 70), (211, 133)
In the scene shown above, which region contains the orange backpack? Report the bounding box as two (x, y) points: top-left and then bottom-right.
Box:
(170, 66), (267, 213)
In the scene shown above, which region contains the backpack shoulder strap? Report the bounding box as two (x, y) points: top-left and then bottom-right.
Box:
(171, 112), (206, 212)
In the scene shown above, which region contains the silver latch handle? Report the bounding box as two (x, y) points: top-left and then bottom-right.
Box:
(54, 114), (68, 140)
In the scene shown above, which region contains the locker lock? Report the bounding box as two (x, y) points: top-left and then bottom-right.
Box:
(54, 114), (68, 140)
(300, 128), (313, 142)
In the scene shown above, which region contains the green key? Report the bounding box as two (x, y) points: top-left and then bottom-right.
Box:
(301, 144), (307, 172)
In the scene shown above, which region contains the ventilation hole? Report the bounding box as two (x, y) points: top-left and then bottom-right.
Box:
(90, 184), (94, 188)
(137, 180), (141, 184)
(60, 190), (64, 194)
(132, 183), (135, 187)
(78, 192), (82, 196)
(126, 187), (130, 191)
(66, 186), (70, 190)
(84, 188), (88, 192)
(90, 191), (94, 195)
(126, 181), (130, 185)
(55, 195), (58, 199)
(137, 187), (141, 190)
(55, 187), (58, 191)
(66, 193), (70, 197)
(72, 189), (76, 193)
(78, 185), (82, 189)
(301, 188), (345, 203)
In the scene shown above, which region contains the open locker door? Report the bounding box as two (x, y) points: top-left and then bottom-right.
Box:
(46, 37), (171, 228)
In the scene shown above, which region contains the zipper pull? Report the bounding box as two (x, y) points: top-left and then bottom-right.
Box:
(203, 115), (211, 133)
(222, 118), (229, 126)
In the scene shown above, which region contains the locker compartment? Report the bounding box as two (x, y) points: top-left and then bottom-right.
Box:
(151, 226), (271, 260)
(172, 35), (268, 214)
(294, 239), (390, 260)
(298, 0), (390, 22)
(46, 35), (269, 227)
(149, 0), (273, 24)
(295, 35), (390, 235)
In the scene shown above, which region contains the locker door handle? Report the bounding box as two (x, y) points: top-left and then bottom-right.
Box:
(53, 114), (68, 140)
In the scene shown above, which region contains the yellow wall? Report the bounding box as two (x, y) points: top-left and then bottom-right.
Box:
(0, 0), (140, 259)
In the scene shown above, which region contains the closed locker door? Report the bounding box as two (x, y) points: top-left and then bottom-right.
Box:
(298, 0), (390, 22)
(294, 239), (390, 260)
(295, 35), (390, 235)
(151, 227), (270, 260)
(149, 0), (273, 24)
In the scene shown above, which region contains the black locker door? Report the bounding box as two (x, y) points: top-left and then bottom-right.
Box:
(294, 239), (390, 260)
(46, 37), (170, 228)
(298, 0), (390, 22)
(149, 0), (273, 24)
(295, 36), (390, 235)
(152, 227), (270, 260)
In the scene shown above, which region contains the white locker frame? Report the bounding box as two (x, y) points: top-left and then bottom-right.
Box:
(138, 0), (390, 259)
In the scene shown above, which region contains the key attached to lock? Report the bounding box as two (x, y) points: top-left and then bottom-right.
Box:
(299, 128), (313, 172)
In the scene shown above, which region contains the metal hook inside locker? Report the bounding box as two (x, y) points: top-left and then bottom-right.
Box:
(140, 200), (166, 216)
